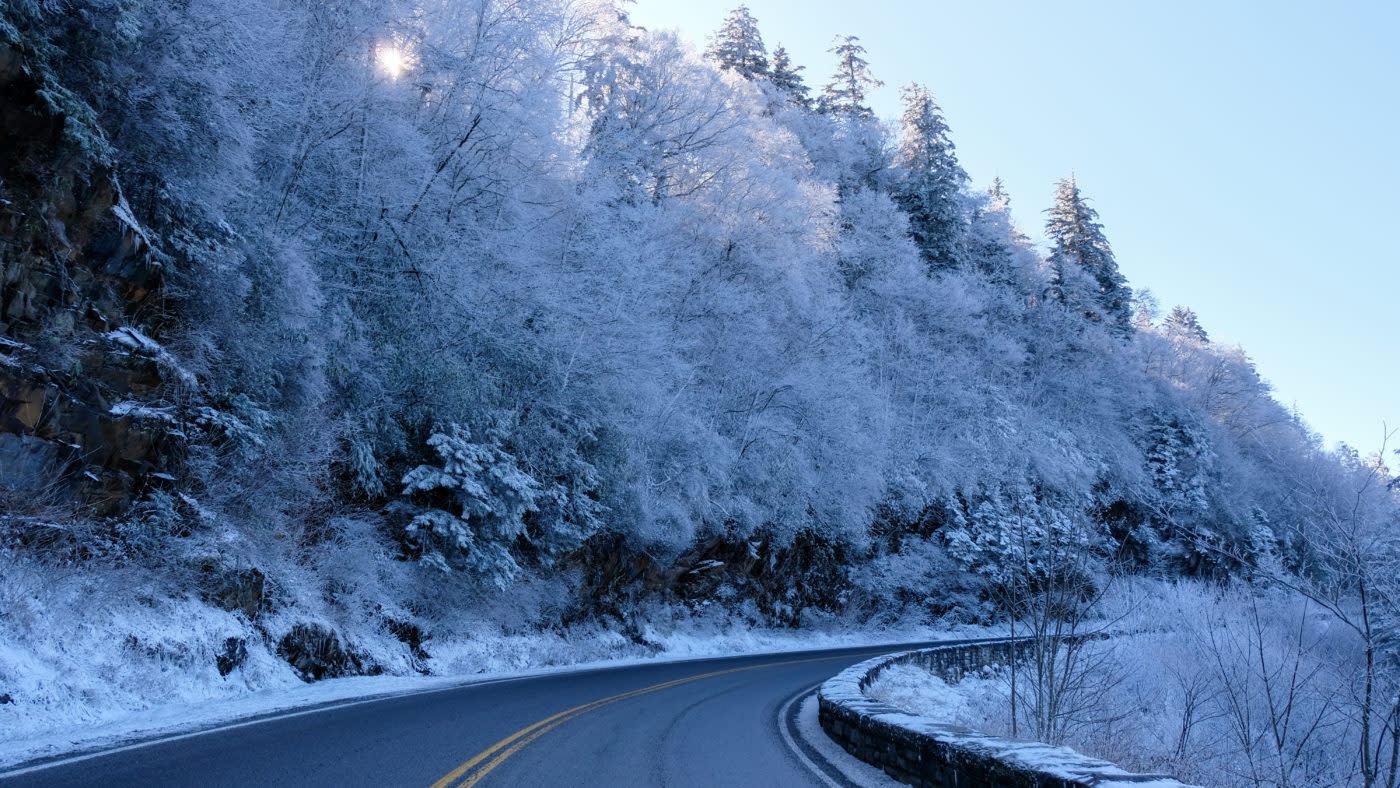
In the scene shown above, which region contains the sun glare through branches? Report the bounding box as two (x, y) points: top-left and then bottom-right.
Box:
(376, 43), (409, 79)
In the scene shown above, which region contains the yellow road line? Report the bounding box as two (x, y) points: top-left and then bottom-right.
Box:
(432, 651), (886, 788)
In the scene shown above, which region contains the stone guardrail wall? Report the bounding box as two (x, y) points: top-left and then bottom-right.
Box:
(818, 639), (1195, 787)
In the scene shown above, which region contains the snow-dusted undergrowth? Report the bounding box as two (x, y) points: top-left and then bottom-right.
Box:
(865, 662), (1008, 732)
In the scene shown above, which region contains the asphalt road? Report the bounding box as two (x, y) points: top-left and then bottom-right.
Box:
(0, 641), (942, 787)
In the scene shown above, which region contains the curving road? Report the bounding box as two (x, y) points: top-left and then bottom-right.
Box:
(0, 641), (947, 787)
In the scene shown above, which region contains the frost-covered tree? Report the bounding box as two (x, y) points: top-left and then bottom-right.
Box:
(1144, 412), (1216, 545)
(893, 83), (968, 272)
(580, 22), (743, 203)
(943, 483), (1107, 589)
(1222, 441), (1400, 788)
(767, 44), (810, 107)
(939, 481), (1119, 742)
(818, 35), (882, 118)
(704, 5), (768, 80)
(965, 178), (1036, 289)
(834, 187), (916, 289)
(989, 176), (1010, 206)
(1163, 305), (1209, 343)
(1045, 177), (1133, 333)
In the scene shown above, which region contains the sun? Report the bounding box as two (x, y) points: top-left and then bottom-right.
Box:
(377, 45), (406, 79)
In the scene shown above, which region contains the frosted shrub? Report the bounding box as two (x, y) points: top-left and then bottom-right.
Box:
(116, 491), (189, 552)
(193, 395), (271, 454)
(346, 436), (386, 499)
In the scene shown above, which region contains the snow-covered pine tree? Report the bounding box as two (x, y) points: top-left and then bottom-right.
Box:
(399, 424), (541, 585)
(966, 178), (1035, 290)
(1044, 177), (1133, 333)
(704, 5), (768, 80)
(818, 35), (882, 118)
(893, 83), (968, 272)
(989, 176), (1010, 207)
(1164, 305), (1209, 343)
(982, 178), (1033, 250)
(1144, 412), (1214, 531)
(768, 44), (810, 107)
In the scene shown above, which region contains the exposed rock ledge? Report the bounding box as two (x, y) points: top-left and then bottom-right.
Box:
(1, 38), (175, 515)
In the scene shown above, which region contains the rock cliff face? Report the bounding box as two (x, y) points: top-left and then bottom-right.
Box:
(0, 41), (176, 516)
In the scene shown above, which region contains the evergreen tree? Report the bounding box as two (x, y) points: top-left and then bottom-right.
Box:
(1164, 305), (1209, 343)
(1144, 412), (1215, 550)
(400, 424), (542, 584)
(984, 177), (1030, 247)
(966, 177), (1033, 287)
(989, 176), (1010, 207)
(818, 35), (882, 118)
(768, 44), (810, 107)
(893, 83), (968, 272)
(704, 5), (768, 80)
(1044, 177), (1132, 332)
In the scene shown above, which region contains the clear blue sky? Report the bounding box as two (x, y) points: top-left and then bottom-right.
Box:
(630, 0), (1399, 455)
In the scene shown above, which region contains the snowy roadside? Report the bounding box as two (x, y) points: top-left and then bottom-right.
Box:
(0, 624), (992, 772)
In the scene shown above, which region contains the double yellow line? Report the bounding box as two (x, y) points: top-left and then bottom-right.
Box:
(430, 651), (881, 788)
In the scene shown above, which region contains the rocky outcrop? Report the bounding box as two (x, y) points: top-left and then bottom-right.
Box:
(564, 528), (850, 627)
(203, 564), (265, 620)
(276, 624), (377, 682)
(0, 39), (178, 516)
(215, 637), (248, 677)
